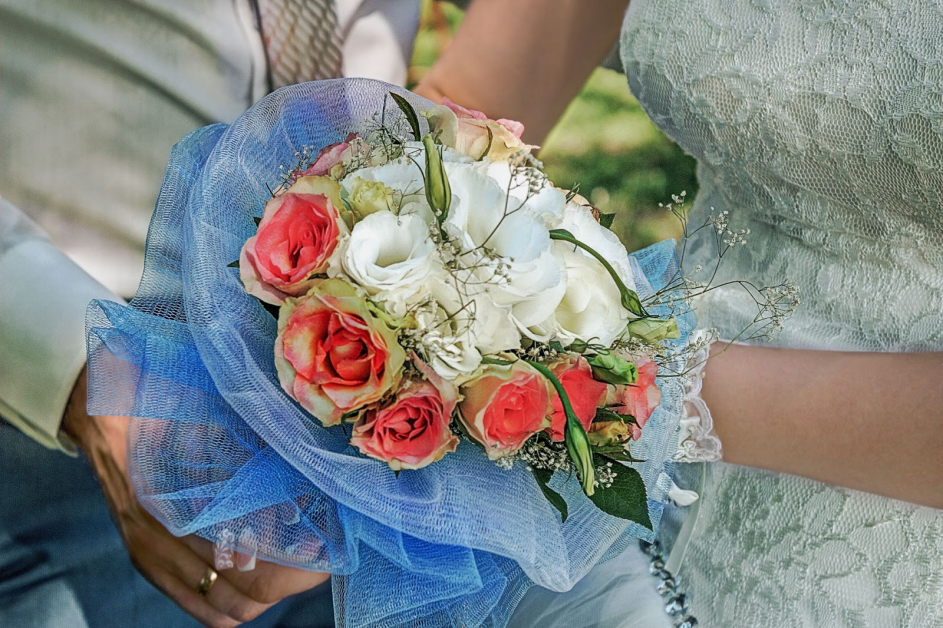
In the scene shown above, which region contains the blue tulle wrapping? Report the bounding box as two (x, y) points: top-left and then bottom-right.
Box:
(85, 79), (695, 627)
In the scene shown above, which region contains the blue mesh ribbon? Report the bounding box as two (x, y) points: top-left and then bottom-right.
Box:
(85, 79), (695, 627)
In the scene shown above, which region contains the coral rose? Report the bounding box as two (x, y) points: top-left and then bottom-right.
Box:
(545, 356), (608, 442)
(607, 357), (661, 440)
(275, 279), (406, 426)
(240, 176), (346, 305)
(351, 359), (459, 471)
(458, 361), (552, 459)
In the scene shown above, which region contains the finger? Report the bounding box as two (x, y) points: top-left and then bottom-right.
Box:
(144, 564), (240, 628)
(149, 534), (273, 624)
(182, 535), (329, 604)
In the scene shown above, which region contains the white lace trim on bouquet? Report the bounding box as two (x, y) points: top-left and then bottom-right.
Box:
(674, 329), (723, 464)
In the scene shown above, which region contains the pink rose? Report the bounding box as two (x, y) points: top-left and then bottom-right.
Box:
(607, 358), (661, 440)
(545, 356), (609, 442)
(240, 176), (346, 305)
(426, 98), (535, 161)
(275, 279), (406, 426)
(351, 359), (459, 470)
(458, 362), (552, 459)
(300, 133), (359, 178)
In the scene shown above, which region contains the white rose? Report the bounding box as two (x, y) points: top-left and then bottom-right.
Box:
(337, 211), (437, 317)
(555, 203), (636, 292)
(531, 243), (631, 346)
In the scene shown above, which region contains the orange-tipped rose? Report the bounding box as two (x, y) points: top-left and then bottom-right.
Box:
(351, 361), (459, 471)
(240, 176), (345, 305)
(427, 98), (535, 162)
(458, 362), (552, 459)
(606, 357), (661, 440)
(275, 279), (405, 426)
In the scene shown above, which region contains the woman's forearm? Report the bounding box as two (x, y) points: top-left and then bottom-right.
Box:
(414, 0), (631, 146)
(702, 344), (943, 509)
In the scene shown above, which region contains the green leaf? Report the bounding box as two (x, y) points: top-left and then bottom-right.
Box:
(227, 260), (240, 268)
(595, 448), (645, 464)
(390, 92), (422, 141)
(599, 213), (616, 229)
(253, 216), (262, 227)
(531, 466), (568, 523)
(594, 407), (637, 426)
(587, 455), (652, 529)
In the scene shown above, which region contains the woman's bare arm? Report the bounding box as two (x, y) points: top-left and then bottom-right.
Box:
(414, 0), (632, 145)
(704, 344), (943, 509)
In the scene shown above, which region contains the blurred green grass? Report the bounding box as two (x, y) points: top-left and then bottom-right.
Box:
(410, 1), (696, 250)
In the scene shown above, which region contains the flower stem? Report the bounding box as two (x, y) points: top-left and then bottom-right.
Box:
(525, 360), (595, 496)
(549, 229), (648, 317)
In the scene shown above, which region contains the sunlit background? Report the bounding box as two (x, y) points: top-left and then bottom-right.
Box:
(408, 1), (697, 250)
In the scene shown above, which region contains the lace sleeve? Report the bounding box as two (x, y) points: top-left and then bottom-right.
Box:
(673, 330), (723, 463)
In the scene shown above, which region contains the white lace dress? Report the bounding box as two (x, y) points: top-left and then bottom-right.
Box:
(618, 1), (943, 626)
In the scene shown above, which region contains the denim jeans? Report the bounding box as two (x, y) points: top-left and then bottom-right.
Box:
(0, 423), (334, 628)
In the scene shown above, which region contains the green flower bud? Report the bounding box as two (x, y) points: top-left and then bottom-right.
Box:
(565, 416), (596, 497)
(423, 135), (451, 223)
(628, 318), (680, 344)
(587, 352), (638, 385)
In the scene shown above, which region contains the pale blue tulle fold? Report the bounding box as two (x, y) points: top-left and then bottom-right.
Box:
(85, 79), (695, 628)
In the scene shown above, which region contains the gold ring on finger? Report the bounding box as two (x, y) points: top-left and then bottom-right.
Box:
(195, 566), (218, 597)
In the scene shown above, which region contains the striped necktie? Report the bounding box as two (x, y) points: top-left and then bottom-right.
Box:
(256, 0), (344, 89)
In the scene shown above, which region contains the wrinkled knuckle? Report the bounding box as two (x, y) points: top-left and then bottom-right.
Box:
(247, 580), (280, 606)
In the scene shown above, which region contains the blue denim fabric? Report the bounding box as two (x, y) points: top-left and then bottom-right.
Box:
(0, 423), (333, 628)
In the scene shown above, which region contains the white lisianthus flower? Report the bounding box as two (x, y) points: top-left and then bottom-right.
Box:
(337, 211), (438, 318)
(442, 163), (565, 327)
(531, 243), (632, 347)
(473, 159), (568, 227)
(432, 271), (521, 356)
(556, 203), (636, 291)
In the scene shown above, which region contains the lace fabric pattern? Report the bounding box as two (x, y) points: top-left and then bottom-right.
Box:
(621, 0), (943, 625)
(675, 330), (722, 464)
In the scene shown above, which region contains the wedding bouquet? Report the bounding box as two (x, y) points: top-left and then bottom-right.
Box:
(236, 92), (680, 517)
(86, 80), (699, 628)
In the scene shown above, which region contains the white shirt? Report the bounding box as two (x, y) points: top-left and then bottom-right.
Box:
(0, 0), (420, 451)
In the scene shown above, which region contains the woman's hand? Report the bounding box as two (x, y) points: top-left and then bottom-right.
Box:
(62, 367), (329, 627)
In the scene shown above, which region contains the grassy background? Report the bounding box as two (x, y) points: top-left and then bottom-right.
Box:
(409, 1), (696, 250)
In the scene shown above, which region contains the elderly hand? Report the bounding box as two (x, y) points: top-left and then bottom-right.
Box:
(62, 367), (330, 628)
